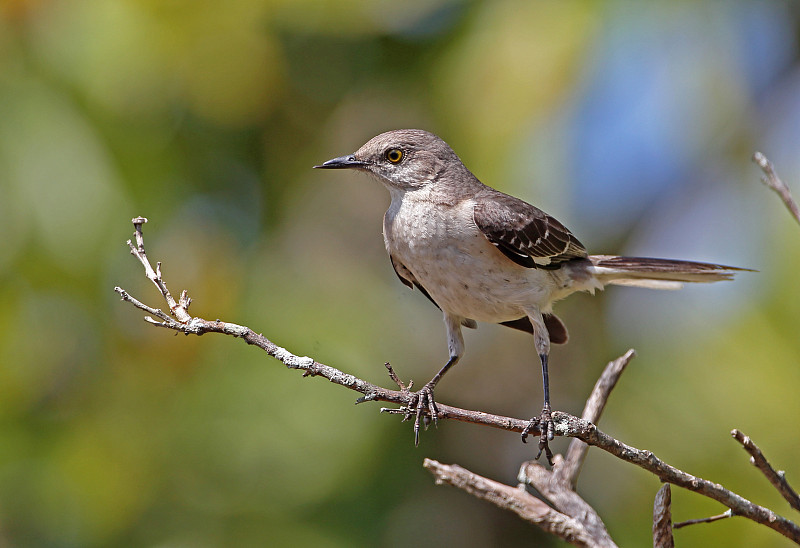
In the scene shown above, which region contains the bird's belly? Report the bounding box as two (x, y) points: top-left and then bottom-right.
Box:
(396, 236), (556, 322)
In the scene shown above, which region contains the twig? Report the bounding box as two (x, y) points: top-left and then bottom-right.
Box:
(424, 459), (606, 547)
(653, 484), (674, 548)
(753, 152), (800, 226)
(558, 349), (636, 488)
(124, 217), (192, 322)
(732, 429), (800, 512)
(673, 509), (733, 529)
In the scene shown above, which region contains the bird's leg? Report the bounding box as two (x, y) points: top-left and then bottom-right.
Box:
(521, 353), (555, 464)
(521, 312), (555, 465)
(536, 353), (555, 462)
(407, 354), (460, 445)
(406, 314), (464, 445)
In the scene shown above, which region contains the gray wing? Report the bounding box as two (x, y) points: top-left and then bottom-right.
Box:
(473, 188), (587, 268)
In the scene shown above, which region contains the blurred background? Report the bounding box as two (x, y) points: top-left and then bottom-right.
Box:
(1, 0), (800, 546)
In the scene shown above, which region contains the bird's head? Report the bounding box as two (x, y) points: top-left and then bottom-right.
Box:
(315, 129), (467, 192)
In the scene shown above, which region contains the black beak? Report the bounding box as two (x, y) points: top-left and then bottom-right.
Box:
(313, 154), (367, 169)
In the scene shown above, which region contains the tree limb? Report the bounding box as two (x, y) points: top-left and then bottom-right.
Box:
(423, 458), (606, 548)
(556, 414), (799, 542)
(116, 216), (800, 545)
(511, 350), (637, 545)
(518, 456), (616, 546)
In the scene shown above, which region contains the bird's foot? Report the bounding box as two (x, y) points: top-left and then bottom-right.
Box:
(403, 382), (439, 446)
(521, 405), (555, 466)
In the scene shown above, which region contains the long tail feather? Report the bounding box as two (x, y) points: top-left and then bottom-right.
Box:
(588, 255), (752, 288)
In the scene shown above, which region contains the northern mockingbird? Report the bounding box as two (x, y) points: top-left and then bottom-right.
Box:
(315, 129), (746, 462)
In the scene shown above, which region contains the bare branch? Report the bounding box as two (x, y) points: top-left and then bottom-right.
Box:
(116, 289), (544, 435)
(518, 457), (615, 545)
(512, 351), (633, 546)
(116, 217), (800, 545)
(653, 484), (674, 548)
(732, 429), (800, 512)
(424, 459), (606, 547)
(125, 217), (192, 323)
(556, 415), (800, 543)
(114, 287), (174, 324)
(558, 349), (636, 488)
(753, 152), (800, 226)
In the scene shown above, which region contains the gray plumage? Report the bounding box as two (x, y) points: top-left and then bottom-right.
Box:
(316, 129), (748, 460)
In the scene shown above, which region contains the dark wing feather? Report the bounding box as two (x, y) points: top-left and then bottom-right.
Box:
(473, 188), (587, 268)
(390, 255), (437, 307)
(390, 255), (415, 290)
(389, 255), (476, 329)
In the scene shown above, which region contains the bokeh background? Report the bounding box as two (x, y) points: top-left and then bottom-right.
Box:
(2, 1), (800, 546)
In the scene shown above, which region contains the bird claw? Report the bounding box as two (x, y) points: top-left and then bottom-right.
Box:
(404, 383), (438, 446)
(521, 405), (555, 466)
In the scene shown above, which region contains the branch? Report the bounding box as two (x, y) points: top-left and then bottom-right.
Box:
(423, 459), (607, 547)
(556, 414), (800, 543)
(753, 152), (800, 226)
(732, 429), (800, 512)
(518, 456), (616, 546)
(116, 217), (800, 545)
(419, 349), (634, 545)
(557, 349), (636, 488)
(124, 217), (192, 323)
(511, 350), (637, 545)
(115, 217), (546, 436)
(674, 509), (732, 530)
(653, 484), (674, 548)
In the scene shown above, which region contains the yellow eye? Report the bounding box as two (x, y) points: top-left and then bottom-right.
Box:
(385, 148), (403, 164)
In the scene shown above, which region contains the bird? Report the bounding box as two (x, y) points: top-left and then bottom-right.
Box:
(315, 129), (747, 462)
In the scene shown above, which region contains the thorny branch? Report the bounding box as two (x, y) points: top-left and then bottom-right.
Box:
(117, 150), (800, 548)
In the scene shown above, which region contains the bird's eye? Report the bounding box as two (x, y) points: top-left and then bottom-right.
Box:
(385, 148), (404, 164)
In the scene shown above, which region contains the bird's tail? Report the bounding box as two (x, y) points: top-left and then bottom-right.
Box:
(588, 255), (751, 290)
